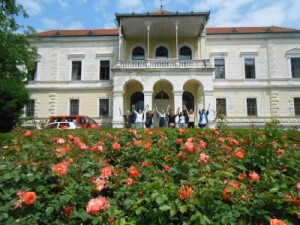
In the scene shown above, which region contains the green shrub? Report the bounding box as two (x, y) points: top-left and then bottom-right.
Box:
(0, 126), (299, 224)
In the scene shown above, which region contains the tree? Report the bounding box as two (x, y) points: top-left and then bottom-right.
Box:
(0, 0), (38, 132)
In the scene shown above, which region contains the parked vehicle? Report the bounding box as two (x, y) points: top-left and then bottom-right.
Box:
(48, 115), (100, 128)
(45, 122), (81, 129)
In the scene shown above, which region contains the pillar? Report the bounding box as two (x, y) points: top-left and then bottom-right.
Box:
(173, 90), (183, 113)
(144, 90), (153, 110)
(112, 90), (124, 128)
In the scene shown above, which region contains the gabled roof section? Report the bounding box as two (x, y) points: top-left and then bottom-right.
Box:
(151, 9), (173, 14)
(206, 26), (300, 34)
(35, 29), (119, 37)
(115, 10), (210, 24)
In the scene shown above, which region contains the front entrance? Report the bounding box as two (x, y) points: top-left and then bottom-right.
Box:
(154, 91), (169, 127)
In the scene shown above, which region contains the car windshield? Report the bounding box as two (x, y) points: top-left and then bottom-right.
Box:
(73, 122), (81, 127)
(88, 117), (98, 124)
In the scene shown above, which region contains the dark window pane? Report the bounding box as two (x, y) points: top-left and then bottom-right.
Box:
(28, 61), (37, 81)
(132, 47), (145, 60)
(247, 98), (257, 116)
(245, 58), (255, 79)
(99, 99), (109, 117)
(179, 46), (192, 60)
(70, 99), (79, 115)
(26, 100), (35, 117)
(291, 58), (300, 78)
(156, 47), (168, 59)
(295, 98), (300, 115)
(100, 60), (110, 80)
(215, 59), (225, 79)
(216, 98), (226, 116)
(72, 61), (81, 80)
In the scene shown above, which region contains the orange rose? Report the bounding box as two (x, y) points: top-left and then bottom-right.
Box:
(249, 172), (260, 181)
(270, 218), (286, 225)
(21, 192), (37, 205)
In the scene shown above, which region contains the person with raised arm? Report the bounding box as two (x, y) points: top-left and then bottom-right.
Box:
(167, 105), (178, 128)
(119, 108), (133, 128)
(198, 103), (210, 128)
(145, 107), (154, 128)
(133, 104), (148, 128)
(184, 105), (196, 128)
(178, 107), (186, 128)
(155, 104), (169, 128)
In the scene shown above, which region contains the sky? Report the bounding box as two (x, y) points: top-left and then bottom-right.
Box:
(16, 0), (300, 32)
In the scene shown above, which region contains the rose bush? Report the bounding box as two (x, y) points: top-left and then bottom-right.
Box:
(0, 123), (299, 224)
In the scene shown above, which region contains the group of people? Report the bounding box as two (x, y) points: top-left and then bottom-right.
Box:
(119, 103), (210, 129)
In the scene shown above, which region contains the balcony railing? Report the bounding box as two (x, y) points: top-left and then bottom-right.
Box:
(114, 59), (211, 69)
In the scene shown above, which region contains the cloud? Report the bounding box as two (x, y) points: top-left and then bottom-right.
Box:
(116, 0), (145, 12)
(41, 18), (84, 30)
(57, 0), (69, 9)
(18, 0), (42, 16)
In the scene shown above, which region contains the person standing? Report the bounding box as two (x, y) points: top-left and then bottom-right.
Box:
(145, 108), (154, 128)
(133, 104), (148, 128)
(155, 105), (169, 128)
(184, 105), (196, 128)
(178, 108), (186, 128)
(167, 106), (178, 128)
(198, 104), (210, 128)
(119, 108), (133, 128)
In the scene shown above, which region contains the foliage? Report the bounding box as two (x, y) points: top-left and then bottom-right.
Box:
(0, 126), (299, 225)
(0, 78), (29, 132)
(0, 0), (38, 132)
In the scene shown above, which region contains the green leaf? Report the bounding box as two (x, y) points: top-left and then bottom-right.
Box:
(156, 195), (168, 205)
(179, 205), (187, 213)
(159, 204), (170, 211)
(46, 207), (54, 215)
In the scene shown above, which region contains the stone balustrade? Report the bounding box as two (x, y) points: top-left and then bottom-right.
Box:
(115, 59), (211, 69)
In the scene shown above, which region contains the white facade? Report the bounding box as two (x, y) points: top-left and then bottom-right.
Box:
(26, 10), (300, 128)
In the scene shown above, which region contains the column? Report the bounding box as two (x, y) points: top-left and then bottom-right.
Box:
(118, 20), (122, 61)
(112, 90), (124, 128)
(200, 30), (207, 60)
(144, 90), (153, 110)
(173, 90), (183, 112)
(175, 21), (179, 59)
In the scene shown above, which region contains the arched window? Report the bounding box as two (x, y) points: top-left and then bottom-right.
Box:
(183, 91), (194, 110)
(155, 91), (169, 99)
(156, 47), (168, 59)
(131, 92), (144, 111)
(179, 46), (192, 60)
(132, 47), (145, 60)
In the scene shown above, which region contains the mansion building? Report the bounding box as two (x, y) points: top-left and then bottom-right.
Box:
(26, 10), (300, 128)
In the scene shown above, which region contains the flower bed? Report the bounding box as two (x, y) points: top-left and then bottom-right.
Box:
(0, 125), (299, 224)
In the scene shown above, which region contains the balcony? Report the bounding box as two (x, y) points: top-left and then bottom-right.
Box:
(114, 59), (211, 69)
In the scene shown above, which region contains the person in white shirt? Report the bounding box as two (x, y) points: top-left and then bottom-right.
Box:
(133, 104), (148, 128)
(155, 105), (169, 127)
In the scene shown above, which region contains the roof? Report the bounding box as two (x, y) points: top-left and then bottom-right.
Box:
(34, 26), (300, 38)
(35, 29), (119, 37)
(206, 26), (300, 34)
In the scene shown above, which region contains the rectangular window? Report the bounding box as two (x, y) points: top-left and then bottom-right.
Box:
(245, 58), (255, 79)
(214, 59), (225, 79)
(294, 98), (300, 115)
(216, 98), (227, 116)
(247, 98), (257, 116)
(69, 99), (79, 115)
(100, 60), (110, 80)
(291, 58), (300, 78)
(28, 61), (37, 81)
(26, 100), (35, 117)
(72, 61), (82, 80)
(99, 99), (109, 117)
